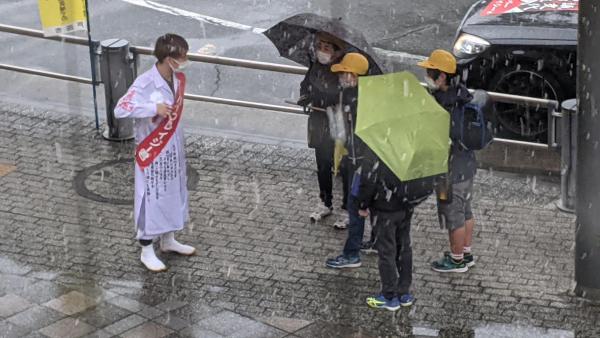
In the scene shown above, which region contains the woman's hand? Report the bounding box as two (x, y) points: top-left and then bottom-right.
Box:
(156, 103), (173, 119)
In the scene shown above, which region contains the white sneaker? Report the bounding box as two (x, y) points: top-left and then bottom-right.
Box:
(309, 204), (333, 222)
(160, 232), (196, 256)
(141, 244), (167, 272)
(333, 214), (349, 229)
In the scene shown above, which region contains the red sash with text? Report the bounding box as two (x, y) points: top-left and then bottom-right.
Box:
(135, 72), (186, 169)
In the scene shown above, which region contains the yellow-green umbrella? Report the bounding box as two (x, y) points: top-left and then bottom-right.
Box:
(355, 71), (450, 181)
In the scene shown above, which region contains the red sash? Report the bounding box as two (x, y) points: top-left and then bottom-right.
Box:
(135, 72), (186, 169)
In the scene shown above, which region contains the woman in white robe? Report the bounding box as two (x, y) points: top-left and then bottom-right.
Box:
(115, 34), (195, 272)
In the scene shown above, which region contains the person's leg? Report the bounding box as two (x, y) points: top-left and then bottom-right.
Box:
(432, 180), (471, 273)
(333, 157), (351, 229)
(374, 211), (398, 300)
(449, 226), (466, 257)
(464, 218), (475, 250)
(314, 141), (334, 209)
(462, 178), (475, 266)
(340, 156), (350, 210)
(366, 210), (401, 311)
(342, 178), (365, 258)
(396, 209), (413, 301)
(137, 201), (167, 272)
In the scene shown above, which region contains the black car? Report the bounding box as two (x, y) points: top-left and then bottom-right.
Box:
(453, 0), (578, 141)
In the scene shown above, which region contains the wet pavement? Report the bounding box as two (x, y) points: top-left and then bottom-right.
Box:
(1, 101), (599, 338)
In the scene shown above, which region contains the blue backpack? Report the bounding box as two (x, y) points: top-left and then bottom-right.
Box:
(455, 90), (494, 151)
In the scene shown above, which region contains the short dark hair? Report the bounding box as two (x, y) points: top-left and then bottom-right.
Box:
(153, 34), (189, 63)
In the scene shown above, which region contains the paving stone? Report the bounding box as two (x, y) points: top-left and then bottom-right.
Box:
(0, 163), (16, 177)
(6, 305), (65, 331)
(193, 311), (256, 336)
(38, 317), (96, 338)
(179, 326), (224, 338)
(0, 294), (33, 318)
(75, 302), (131, 328)
(102, 314), (146, 336)
(104, 295), (149, 313)
(0, 257), (32, 275)
(0, 319), (32, 338)
(120, 321), (173, 338)
(82, 330), (113, 338)
(293, 321), (377, 338)
(137, 306), (164, 320)
(153, 313), (190, 331)
(44, 291), (99, 316)
(16, 281), (67, 304)
(257, 316), (312, 333)
(154, 300), (187, 312)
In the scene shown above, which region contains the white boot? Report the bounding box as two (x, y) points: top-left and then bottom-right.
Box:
(160, 232), (196, 256)
(333, 214), (349, 230)
(140, 244), (167, 272)
(309, 204), (333, 222)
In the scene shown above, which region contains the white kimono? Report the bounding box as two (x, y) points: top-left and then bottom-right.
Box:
(114, 65), (189, 240)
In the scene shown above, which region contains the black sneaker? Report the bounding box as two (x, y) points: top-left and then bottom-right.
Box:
(444, 251), (475, 268)
(431, 255), (468, 273)
(360, 241), (378, 255)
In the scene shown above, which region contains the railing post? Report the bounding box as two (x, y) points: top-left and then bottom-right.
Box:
(99, 39), (134, 141)
(575, 0), (600, 300)
(557, 99), (576, 213)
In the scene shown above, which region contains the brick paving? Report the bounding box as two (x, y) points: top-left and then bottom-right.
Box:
(0, 102), (599, 337)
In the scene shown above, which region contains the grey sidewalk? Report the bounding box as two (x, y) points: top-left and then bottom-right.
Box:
(0, 102), (598, 338)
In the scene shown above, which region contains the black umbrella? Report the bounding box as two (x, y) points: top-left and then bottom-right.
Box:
(263, 13), (385, 75)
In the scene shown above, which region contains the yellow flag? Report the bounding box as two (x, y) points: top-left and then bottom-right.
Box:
(38, 0), (87, 37)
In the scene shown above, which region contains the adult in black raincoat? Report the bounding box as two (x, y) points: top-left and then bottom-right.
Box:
(298, 32), (349, 222)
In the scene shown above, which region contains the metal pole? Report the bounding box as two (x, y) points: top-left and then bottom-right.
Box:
(99, 39), (134, 141)
(0, 63), (93, 84)
(575, 0), (600, 300)
(557, 99), (576, 213)
(84, 0), (100, 130)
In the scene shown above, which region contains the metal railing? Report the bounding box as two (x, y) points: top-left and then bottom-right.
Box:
(0, 22), (559, 149)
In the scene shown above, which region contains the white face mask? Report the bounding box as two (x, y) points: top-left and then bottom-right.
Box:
(424, 76), (439, 91)
(316, 51), (332, 65)
(340, 79), (354, 88)
(339, 73), (357, 88)
(170, 58), (189, 73)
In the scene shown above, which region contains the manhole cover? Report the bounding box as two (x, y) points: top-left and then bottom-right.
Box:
(73, 159), (198, 205)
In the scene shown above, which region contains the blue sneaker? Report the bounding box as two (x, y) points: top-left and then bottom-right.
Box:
(399, 293), (415, 307)
(325, 255), (361, 269)
(366, 294), (401, 311)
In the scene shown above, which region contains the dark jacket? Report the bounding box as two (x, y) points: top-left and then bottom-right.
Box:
(432, 83), (477, 183)
(354, 144), (432, 212)
(299, 60), (342, 148)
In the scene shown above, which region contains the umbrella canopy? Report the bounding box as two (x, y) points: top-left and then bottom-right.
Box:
(263, 13), (384, 74)
(355, 71), (450, 181)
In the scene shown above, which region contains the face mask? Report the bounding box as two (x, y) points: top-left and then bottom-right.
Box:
(316, 51), (332, 65)
(170, 58), (189, 73)
(424, 76), (439, 91)
(340, 79), (354, 88)
(340, 73), (357, 88)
